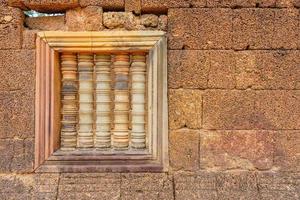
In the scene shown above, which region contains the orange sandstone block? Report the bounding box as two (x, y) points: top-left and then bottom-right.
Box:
(25, 15), (66, 30)
(170, 129), (200, 171)
(168, 8), (233, 50)
(79, 0), (124, 9)
(125, 0), (141, 14)
(168, 89), (202, 129)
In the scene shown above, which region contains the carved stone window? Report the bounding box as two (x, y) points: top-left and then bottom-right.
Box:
(35, 31), (168, 172)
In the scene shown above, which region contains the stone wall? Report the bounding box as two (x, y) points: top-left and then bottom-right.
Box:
(0, 0), (299, 199)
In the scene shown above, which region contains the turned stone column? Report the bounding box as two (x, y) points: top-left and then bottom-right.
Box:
(60, 53), (78, 150)
(113, 54), (130, 150)
(77, 53), (94, 148)
(94, 54), (112, 148)
(131, 54), (146, 149)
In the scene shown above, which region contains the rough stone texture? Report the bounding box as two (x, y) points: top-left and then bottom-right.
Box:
(0, 138), (34, 172)
(0, 50), (35, 91)
(121, 173), (173, 199)
(25, 15), (65, 31)
(9, 0), (79, 12)
(168, 8), (232, 50)
(236, 50), (300, 89)
(79, 0), (124, 10)
(168, 89), (202, 129)
(141, 14), (158, 27)
(203, 90), (300, 130)
(158, 15), (167, 31)
(0, 5), (23, 50)
(66, 6), (103, 31)
(233, 8), (299, 50)
(0, 174), (34, 199)
(22, 29), (37, 49)
(274, 131), (300, 171)
(257, 172), (300, 199)
(125, 0), (141, 14)
(34, 173), (59, 200)
(168, 50), (235, 89)
(169, 129), (200, 171)
(103, 12), (142, 30)
(200, 130), (275, 170)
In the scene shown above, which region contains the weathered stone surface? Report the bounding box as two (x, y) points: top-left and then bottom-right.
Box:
(174, 172), (217, 200)
(0, 90), (34, 139)
(158, 15), (167, 31)
(274, 131), (300, 171)
(103, 12), (142, 30)
(0, 139), (34, 172)
(203, 90), (300, 129)
(79, 0), (124, 9)
(200, 130), (275, 170)
(0, 50), (35, 91)
(66, 6), (103, 31)
(170, 129), (200, 171)
(257, 172), (300, 200)
(206, 0), (277, 7)
(168, 89), (202, 129)
(233, 8), (299, 50)
(0, 174), (34, 199)
(22, 29), (37, 49)
(168, 50), (235, 89)
(0, 6), (23, 49)
(58, 173), (121, 199)
(236, 50), (300, 89)
(25, 15), (65, 30)
(141, 14), (158, 27)
(168, 8), (232, 50)
(125, 0), (141, 14)
(9, 0), (79, 12)
(34, 173), (59, 199)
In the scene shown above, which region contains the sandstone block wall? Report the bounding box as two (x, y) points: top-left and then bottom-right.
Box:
(0, 0), (299, 199)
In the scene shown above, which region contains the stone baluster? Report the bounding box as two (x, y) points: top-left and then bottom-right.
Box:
(113, 54), (130, 150)
(94, 54), (112, 148)
(60, 53), (78, 150)
(77, 53), (94, 148)
(131, 54), (146, 149)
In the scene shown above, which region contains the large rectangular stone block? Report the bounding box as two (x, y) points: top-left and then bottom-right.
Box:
(168, 89), (202, 129)
(170, 129), (200, 171)
(233, 8), (299, 50)
(203, 90), (300, 129)
(168, 8), (232, 50)
(236, 50), (300, 89)
(0, 6), (23, 49)
(0, 50), (35, 91)
(168, 50), (235, 89)
(79, 0), (124, 9)
(200, 130), (275, 170)
(206, 0), (277, 7)
(25, 15), (66, 30)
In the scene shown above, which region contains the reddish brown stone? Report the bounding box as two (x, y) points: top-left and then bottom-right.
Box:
(203, 90), (300, 129)
(236, 51), (300, 89)
(168, 89), (202, 129)
(25, 15), (65, 30)
(66, 6), (103, 31)
(169, 129), (200, 171)
(0, 6), (23, 50)
(233, 8), (299, 50)
(22, 29), (37, 49)
(79, 0), (124, 9)
(9, 0), (79, 12)
(125, 0), (141, 14)
(158, 15), (167, 31)
(103, 12), (142, 30)
(274, 131), (300, 171)
(141, 14), (158, 27)
(0, 50), (35, 91)
(206, 0), (277, 7)
(200, 130), (275, 170)
(168, 8), (232, 50)
(168, 50), (235, 89)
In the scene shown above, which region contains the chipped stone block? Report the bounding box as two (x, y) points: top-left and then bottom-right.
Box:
(170, 129), (200, 171)
(168, 8), (232, 49)
(203, 90), (300, 129)
(236, 50), (300, 89)
(66, 6), (103, 31)
(274, 131), (300, 171)
(158, 15), (167, 31)
(200, 130), (275, 170)
(233, 8), (299, 50)
(168, 89), (202, 129)
(125, 0), (141, 14)
(25, 15), (65, 30)
(0, 6), (23, 49)
(141, 14), (158, 27)
(103, 12), (142, 30)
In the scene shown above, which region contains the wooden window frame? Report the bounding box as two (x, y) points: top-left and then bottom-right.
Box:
(35, 31), (168, 172)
